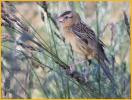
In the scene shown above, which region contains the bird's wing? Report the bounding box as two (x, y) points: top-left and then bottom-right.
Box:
(72, 22), (112, 82)
(72, 22), (102, 50)
(73, 22), (95, 40)
(72, 21), (109, 62)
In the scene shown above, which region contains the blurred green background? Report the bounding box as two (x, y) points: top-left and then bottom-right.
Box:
(2, 1), (130, 98)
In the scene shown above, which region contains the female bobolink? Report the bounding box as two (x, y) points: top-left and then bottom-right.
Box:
(58, 11), (113, 82)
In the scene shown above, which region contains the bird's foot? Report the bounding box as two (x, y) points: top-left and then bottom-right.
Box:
(82, 67), (89, 83)
(84, 76), (88, 83)
(69, 64), (76, 74)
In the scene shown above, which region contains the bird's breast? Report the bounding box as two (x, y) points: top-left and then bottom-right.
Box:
(63, 31), (76, 44)
(63, 30), (85, 55)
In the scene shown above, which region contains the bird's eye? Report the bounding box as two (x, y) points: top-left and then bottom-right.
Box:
(65, 16), (69, 19)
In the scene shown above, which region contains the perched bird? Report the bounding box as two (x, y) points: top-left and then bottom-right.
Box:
(58, 11), (113, 82)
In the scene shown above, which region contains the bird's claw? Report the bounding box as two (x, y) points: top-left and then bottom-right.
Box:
(69, 64), (76, 73)
(82, 67), (89, 83)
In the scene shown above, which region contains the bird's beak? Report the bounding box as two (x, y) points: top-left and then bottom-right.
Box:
(57, 17), (64, 23)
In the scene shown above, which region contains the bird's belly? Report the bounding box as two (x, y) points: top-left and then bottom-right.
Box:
(74, 39), (95, 59)
(64, 32), (95, 59)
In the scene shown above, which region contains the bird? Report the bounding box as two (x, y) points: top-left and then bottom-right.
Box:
(57, 11), (114, 82)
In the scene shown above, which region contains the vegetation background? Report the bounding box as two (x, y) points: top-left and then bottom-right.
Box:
(2, 1), (130, 98)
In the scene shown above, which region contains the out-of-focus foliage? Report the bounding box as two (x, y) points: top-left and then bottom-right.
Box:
(2, 1), (130, 98)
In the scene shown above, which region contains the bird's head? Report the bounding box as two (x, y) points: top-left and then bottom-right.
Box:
(57, 11), (81, 28)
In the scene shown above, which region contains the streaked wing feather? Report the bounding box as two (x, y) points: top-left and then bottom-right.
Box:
(72, 21), (105, 46)
(72, 21), (109, 63)
(72, 28), (97, 51)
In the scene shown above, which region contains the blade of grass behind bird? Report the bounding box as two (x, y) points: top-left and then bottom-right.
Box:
(3, 45), (94, 97)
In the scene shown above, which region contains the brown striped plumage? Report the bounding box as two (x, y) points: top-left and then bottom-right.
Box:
(58, 11), (113, 82)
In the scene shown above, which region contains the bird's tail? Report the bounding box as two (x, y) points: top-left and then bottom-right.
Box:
(99, 59), (113, 82)
(99, 59), (118, 96)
